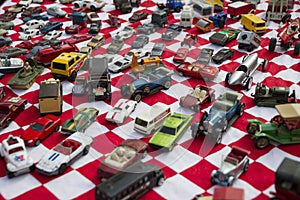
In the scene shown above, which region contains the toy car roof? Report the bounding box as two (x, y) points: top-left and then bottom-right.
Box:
(213, 187), (244, 200)
(276, 157), (300, 184)
(275, 103), (300, 120)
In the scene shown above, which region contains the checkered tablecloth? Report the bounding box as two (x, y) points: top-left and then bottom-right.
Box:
(0, 0), (299, 199)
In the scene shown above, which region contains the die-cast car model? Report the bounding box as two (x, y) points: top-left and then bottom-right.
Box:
(237, 31), (261, 52)
(19, 29), (40, 40)
(22, 13), (49, 22)
(149, 113), (194, 151)
(43, 30), (62, 40)
(108, 57), (131, 73)
(129, 11), (148, 23)
(6, 4), (26, 13)
(211, 146), (250, 186)
(180, 84), (215, 112)
(121, 67), (173, 102)
(209, 28), (241, 46)
(0, 12), (17, 22)
(195, 17), (214, 32)
(88, 21), (102, 35)
(73, 0), (106, 11)
(46, 6), (67, 18)
(15, 39), (40, 50)
(0, 97), (27, 129)
(162, 24), (182, 41)
(0, 36), (12, 47)
(87, 34), (106, 49)
(107, 39), (124, 54)
(0, 135), (35, 178)
(175, 62), (219, 81)
(212, 48), (234, 64)
(132, 35), (149, 49)
(21, 6), (42, 19)
(137, 23), (156, 35)
(247, 103), (300, 149)
(0, 57), (24, 73)
(108, 14), (120, 27)
(65, 24), (82, 34)
(191, 91), (244, 144)
(19, 0), (32, 7)
(40, 21), (63, 34)
(173, 47), (189, 63)
(124, 49), (149, 61)
(151, 43), (166, 57)
(97, 139), (148, 179)
(106, 99), (137, 124)
(72, 76), (87, 96)
(114, 26), (136, 41)
(225, 53), (267, 90)
(61, 107), (99, 134)
(65, 34), (92, 45)
(20, 115), (61, 146)
(195, 48), (214, 64)
(36, 132), (93, 176)
(0, 21), (14, 30)
(181, 33), (198, 48)
(87, 12), (101, 22)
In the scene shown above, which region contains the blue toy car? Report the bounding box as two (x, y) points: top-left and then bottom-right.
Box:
(23, 13), (49, 22)
(208, 12), (227, 28)
(40, 21), (63, 34)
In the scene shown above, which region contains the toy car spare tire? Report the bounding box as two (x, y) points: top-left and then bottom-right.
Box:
(294, 41), (300, 55)
(269, 38), (277, 52)
(255, 137), (269, 149)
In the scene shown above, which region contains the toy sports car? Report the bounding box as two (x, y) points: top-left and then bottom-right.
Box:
(209, 28), (240, 46)
(36, 132), (93, 175)
(212, 48), (234, 64)
(105, 99), (137, 124)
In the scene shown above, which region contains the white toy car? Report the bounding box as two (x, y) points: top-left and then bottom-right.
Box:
(19, 0), (32, 6)
(36, 132), (93, 175)
(43, 30), (63, 40)
(124, 49), (150, 61)
(19, 29), (40, 40)
(105, 99), (137, 124)
(73, 0), (106, 11)
(0, 135), (35, 178)
(108, 57), (131, 73)
(114, 26), (136, 41)
(20, 19), (44, 32)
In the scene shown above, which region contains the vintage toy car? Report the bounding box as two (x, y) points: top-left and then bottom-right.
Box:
(87, 34), (106, 49)
(209, 28), (241, 46)
(21, 6), (42, 19)
(251, 83), (296, 107)
(0, 21), (14, 30)
(0, 57), (24, 73)
(61, 107), (99, 134)
(15, 39), (40, 50)
(22, 13), (49, 22)
(0, 86), (5, 100)
(0, 12), (17, 22)
(151, 43), (166, 57)
(241, 14), (266, 34)
(237, 31), (261, 52)
(124, 49), (150, 61)
(73, 0), (106, 11)
(108, 57), (131, 73)
(87, 12), (101, 23)
(211, 146), (250, 186)
(180, 5), (194, 29)
(65, 34), (92, 45)
(212, 48), (234, 64)
(225, 53), (267, 90)
(195, 18), (215, 32)
(121, 67), (173, 102)
(19, 29), (40, 40)
(247, 103), (300, 149)
(151, 10), (168, 28)
(107, 38), (124, 54)
(0, 97), (27, 129)
(0, 36), (12, 47)
(0, 47), (28, 58)
(40, 21), (63, 34)
(149, 113), (194, 151)
(36, 132), (93, 176)
(6, 4), (26, 13)
(88, 21), (102, 35)
(195, 48), (214, 64)
(46, 6), (67, 18)
(65, 24), (82, 34)
(105, 99), (137, 124)
(162, 24), (182, 41)
(18, 0), (32, 7)
(228, 1), (255, 19)
(43, 30), (62, 40)
(175, 62), (219, 81)
(114, 26), (136, 41)
(108, 14), (121, 27)
(97, 139), (147, 179)
(191, 91), (244, 145)
(173, 47), (189, 63)
(179, 84), (215, 112)
(0, 135), (35, 178)
(129, 11), (148, 23)
(132, 35), (149, 49)
(137, 23), (156, 35)
(20, 115), (61, 146)
(72, 76), (87, 96)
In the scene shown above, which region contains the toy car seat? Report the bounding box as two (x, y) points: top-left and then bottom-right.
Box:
(199, 90), (207, 101)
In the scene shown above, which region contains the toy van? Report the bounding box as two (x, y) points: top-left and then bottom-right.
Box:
(192, 0), (213, 17)
(151, 10), (168, 27)
(134, 102), (171, 135)
(180, 6), (194, 28)
(241, 14), (266, 33)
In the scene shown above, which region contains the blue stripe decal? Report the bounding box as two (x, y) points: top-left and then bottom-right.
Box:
(52, 153), (60, 161)
(48, 153), (56, 160)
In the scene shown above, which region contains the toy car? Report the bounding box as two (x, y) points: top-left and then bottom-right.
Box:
(0, 21), (14, 30)
(225, 53), (267, 90)
(61, 107), (99, 134)
(107, 38), (124, 54)
(247, 103), (300, 149)
(173, 47), (189, 63)
(211, 146), (250, 186)
(237, 31), (261, 52)
(106, 99), (137, 124)
(43, 30), (62, 40)
(251, 83), (296, 107)
(64, 34), (92, 45)
(0, 57), (24, 73)
(195, 18), (214, 32)
(228, 1), (255, 19)
(20, 115), (61, 146)
(108, 14), (121, 27)
(46, 6), (67, 18)
(137, 23), (156, 35)
(129, 11), (148, 23)
(87, 12), (101, 23)
(22, 13), (49, 23)
(15, 39), (40, 50)
(162, 24), (182, 41)
(149, 113), (194, 151)
(0, 12), (17, 22)
(18, 0), (32, 7)
(209, 28), (241, 46)
(191, 91), (244, 145)
(40, 21), (63, 34)
(212, 48), (234, 64)
(65, 24), (82, 34)
(19, 29), (40, 40)
(114, 26), (136, 41)
(6, 4), (26, 13)
(0, 47), (28, 58)
(0, 36), (12, 48)
(87, 34), (106, 49)
(175, 62), (219, 81)
(21, 6), (42, 19)
(36, 132), (93, 176)
(241, 14), (266, 34)
(151, 43), (166, 57)
(195, 48), (214, 64)
(0, 135), (35, 178)
(108, 57), (131, 73)
(73, 0), (106, 11)
(132, 35), (149, 49)
(88, 21), (102, 35)
(72, 76), (88, 96)
(179, 84), (215, 112)
(0, 97), (27, 129)
(121, 67), (173, 102)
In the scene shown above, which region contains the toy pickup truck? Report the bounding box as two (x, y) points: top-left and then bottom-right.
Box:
(121, 67), (173, 102)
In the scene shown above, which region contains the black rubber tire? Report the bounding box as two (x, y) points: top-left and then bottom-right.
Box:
(255, 137), (269, 149)
(225, 73), (231, 86)
(133, 93), (142, 102)
(157, 176), (165, 186)
(59, 164), (67, 174)
(163, 80), (171, 89)
(34, 139), (41, 146)
(218, 18), (225, 28)
(68, 71), (77, 82)
(243, 160), (249, 172)
(55, 126), (59, 132)
(83, 146), (90, 156)
(294, 41), (300, 55)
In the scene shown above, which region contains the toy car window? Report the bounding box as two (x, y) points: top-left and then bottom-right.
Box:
(30, 122), (44, 132)
(8, 146), (24, 154)
(160, 126), (176, 135)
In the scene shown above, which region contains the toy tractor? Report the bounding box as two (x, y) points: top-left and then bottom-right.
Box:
(181, 34), (198, 47)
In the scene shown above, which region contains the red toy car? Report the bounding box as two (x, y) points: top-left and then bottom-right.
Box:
(20, 115), (61, 146)
(129, 11), (148, 23)
(173, 47), (189, 63)
(97, 139), (148, 179)
(175, 62), (219, 81)
(21, 7), (43, 19)
(0, 12), (17, 22)
(0, 97), (27, 129)
(179, 84), (215, 112)
(15, 39), (40, 50)
(108, 14), (120, 27)
(65, 24), (83, 34)
(64, 34), (92, 45)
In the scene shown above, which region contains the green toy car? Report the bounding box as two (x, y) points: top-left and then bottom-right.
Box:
(148, 113), (194, 151)
(209, 28), (241, 46)
(247, 103), (300, 149)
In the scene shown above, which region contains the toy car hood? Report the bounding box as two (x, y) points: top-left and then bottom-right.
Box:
(218, 161), (237, 174)
(106, 109), (125, 123)
(7, 150), (32, 169)
(21, 128), (40, 140)
(228, 71), (247, 85)
(37, 150), (69, 172)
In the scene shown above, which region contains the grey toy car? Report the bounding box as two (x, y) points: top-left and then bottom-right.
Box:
(151, 43), (166, 57)
(0, 22), (14, 30)
(132, 35), (149, 49)
(107, 39), (124, 54)
(46, 6), (67, 18)
(137, 23), (156, 35)
(162, 24), (182, 41)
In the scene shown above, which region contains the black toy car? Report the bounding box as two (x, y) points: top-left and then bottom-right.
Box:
(212, 48), (234, 64)
(195, 48), (214, 64)
(88, 21), (102, 35)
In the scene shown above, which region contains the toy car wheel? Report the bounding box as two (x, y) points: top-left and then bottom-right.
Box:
(227, 176), (235, 186)
(215, 133), (222, 145)
(209, 93), (215, 102)
(143, 86), (150, 94)
(163, 80), (171, 89)
(218, 18), (225, 28)
(55, 126), (59, 132)
(4, 118), (11, 128)
(59, 164), (67, 174)
(83, 146), (90, 156)
(156, 176), (165, 186)
(29, 164), (35, 171)
(243, 160), (249, 172)
(237, 103), (245, 117)
(142, 149), (147, 158)
(294, 41), (300, 55)
(269, 38), (277, 52)
(225, 72), (231, 86)
(255, 137), (269, 149)
(133, 93), (142, 102)
(34, 139), (41, 146)
(191, 129), (199, 138)
(175, 6), (181, 12)
(210, 177), (216, 184)
(6, 169), (15, 178)
(74, 3), (80, 8)
(247, 45), (253, 52)
(68, 71), (77, 82)
(286, 41), (292, 50)
(246, 77), (253, 91)
(90, 6), (96, 11)
(261, 59), (268, 72)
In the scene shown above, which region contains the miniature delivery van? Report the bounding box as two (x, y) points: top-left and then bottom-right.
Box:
(241, 14), (266, 34)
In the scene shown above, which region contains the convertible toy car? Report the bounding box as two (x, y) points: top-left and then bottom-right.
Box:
(105, 99), (137, 124)
(247, 103), (300, 149)
(97, 139), (148, 179)
(0, 135), (35, 178)
(61, 107), (99, 134)
(21, 115), (61, 146)
(191, 91), (244, 145)
(149, 113), (194, 151)
(179, 84), (215, 112)
(251, 83), (296, 107)
(0, 57), (24, 73)
(0, 97), (27, 129)
(225, 53), (267, 91)
(36, 132), (93, 176)
(211, 146), (250, 186)
(209, 28), (241, 46)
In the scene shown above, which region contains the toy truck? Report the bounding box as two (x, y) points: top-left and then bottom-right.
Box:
(39, 78), (63, 115)
(237, 31), (261, 52)
(266, 0), (288, 21)
(192, 0), (213, 17)
(157, 0), (184, 13)
(180, 6), (194, 28)
(114, 0), (140, 13)
(228, 1), (255, 19)
(151, 10), (168, 27)
(209, 11), (227, 28)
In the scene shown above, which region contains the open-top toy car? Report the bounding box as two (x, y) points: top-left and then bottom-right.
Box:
(211, 146), (250, 186)
(179, 84), (215, 112)
(247, 103), (300, 149)
(36, 132), (93, 176)
(209, 28), (241, 46)
(0, 135), (35, 178)
(97, 139), (148, 179)
(106, 99), (137, 124)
